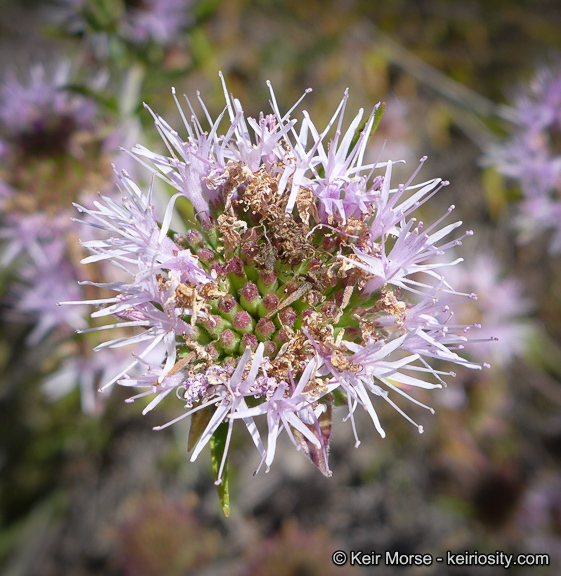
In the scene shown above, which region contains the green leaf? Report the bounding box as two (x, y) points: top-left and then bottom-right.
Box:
(188, 406), (213, 452)
(347, 101), (385, 159)
(331, 388), (348, 407)
(210, 424), (230, 517)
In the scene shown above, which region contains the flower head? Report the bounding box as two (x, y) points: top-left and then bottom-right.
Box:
(56, 0), (192, 54)
(0, 62), (137, 413)
(485, 67), (561, 253)
(439, 249), (533, 368)
(71, 77), (483, 500)
(0, 63), (96, 151)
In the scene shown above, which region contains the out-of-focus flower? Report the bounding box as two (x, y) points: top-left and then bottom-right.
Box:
(69, 76), (483, 500)
(440, 250), (533, 368)
(516, 474), (561, 560)
(55, 0), (193, 56)
(485, 68), (561, 254)
(0, 63), (96, 147)
(125, 0), (193, 46)
(0, 62), (135, 414)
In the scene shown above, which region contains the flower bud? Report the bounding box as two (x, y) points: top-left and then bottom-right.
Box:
(278, 306), (298, 327)
(257, 270), (278, 294)
(255, 318), (275, 341)
(197, 248), (216, 264)
(199, 314), (232, 338)
(217, 294), (241, 322)
(233, 310), (255, 334)
(225, 256), (248, 292)
(263, 341), (278, 359)
(219, 329), (241, 355)
(258, 292), (280, 317)
(240, 281), (262, 315)
(239, 333), (258, 353)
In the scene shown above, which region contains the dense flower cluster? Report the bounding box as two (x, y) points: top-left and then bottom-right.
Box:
(0, 63), (133, 413)
(486, 68), (561, 253)
(70, 77), (484, 483)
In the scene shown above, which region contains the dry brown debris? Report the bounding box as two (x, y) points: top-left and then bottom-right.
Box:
(374, 288), (407, 327)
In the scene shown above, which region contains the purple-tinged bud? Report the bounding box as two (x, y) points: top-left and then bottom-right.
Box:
(233, 310), (254, 334)
(219, 329), (240, 355)
(240, 281), (259, 300)
(258, 292), (279, 317)
(240, 333), (258, 353)
(282, 281), (299, 296)
(218, 294), (238, 321)
(275, 327), (291, 346)
(240, 241), (259, 264)
(184, 229), (203, 249)
(199, 314), (231, 338)
(278, 306), (297, 326)
(255, 318), (276, 341)
(263, 341), (278, 359)
(173, 233), (190, 248)
(208, 262), (226, 280)
(200, 215), (216, 231)
(240, 281), (262, 315)
(197, 248), (216, 263)
(225, 255), (245, 276)
(257, 269), (277, 294)
(225, 256), (248, 291)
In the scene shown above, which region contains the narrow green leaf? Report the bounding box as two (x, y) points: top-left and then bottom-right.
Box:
(188, 406), (213, 452)
(371, 101), (386, 136)
(347, 101), (386, 159)
(210, 424), (230, 517)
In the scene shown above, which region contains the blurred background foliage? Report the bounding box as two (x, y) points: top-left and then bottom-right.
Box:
(1, 0), (561, 575)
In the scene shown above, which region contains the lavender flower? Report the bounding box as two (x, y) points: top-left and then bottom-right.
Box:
(440, 250), (533, 368)
(56, 0), (192, 52)
(124, 0), (193, 46)
(0, 63), (137, 414)
(70, 76), (484, 508)
(516, 474), (561, 560)
(0, 63), (96, 146)
(486, 68), (561, 253)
